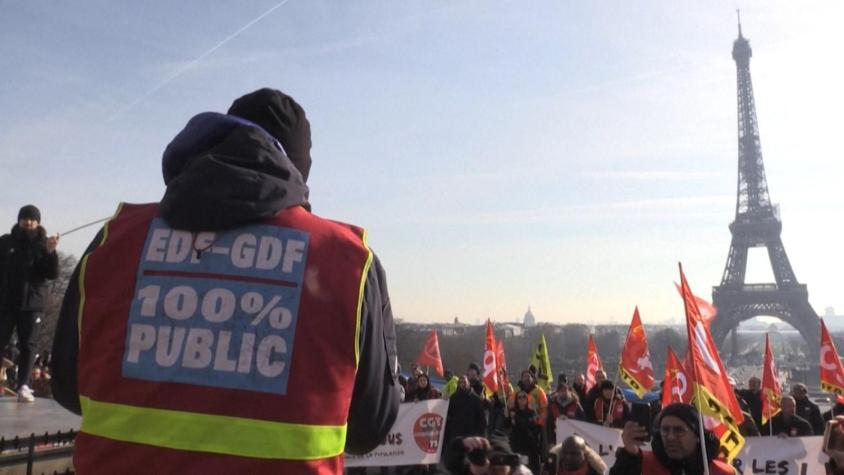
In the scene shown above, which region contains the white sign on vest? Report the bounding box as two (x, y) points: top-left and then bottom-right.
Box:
(556, 418), (829, 474)
(345, 400), (449, 467)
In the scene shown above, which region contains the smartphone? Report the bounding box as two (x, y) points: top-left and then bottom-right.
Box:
(630, 402), (652, 441)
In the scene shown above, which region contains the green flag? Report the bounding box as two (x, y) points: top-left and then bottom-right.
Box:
(529, 334), (553, 391)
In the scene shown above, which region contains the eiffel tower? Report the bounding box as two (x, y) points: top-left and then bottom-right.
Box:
(711, 18), (819, 356)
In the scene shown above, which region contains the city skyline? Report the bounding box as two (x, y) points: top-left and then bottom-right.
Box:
(2, 2), (843, 325)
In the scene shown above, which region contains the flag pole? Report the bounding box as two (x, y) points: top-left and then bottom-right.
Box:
(767, 393), (773, 436)
(682, 263), (711, 475)
(694, 393), (712, 475)
(606, 369), (622, 427)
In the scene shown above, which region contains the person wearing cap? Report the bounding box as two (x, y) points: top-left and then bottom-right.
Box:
(610, 403), (738, 475)
(0, 205), (59, 403)
(50, 88), (399, 473)
(593, 379), (627, 429)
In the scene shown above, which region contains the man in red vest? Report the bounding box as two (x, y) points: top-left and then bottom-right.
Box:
(610, 403), (737, 475)
(51, 88), (399, 474)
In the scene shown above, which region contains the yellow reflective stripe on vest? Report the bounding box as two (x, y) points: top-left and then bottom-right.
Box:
(79, 396), (346, 460)
(354, 228), (374, 366)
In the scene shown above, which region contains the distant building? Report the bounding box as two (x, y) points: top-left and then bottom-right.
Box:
(496, 323), (524, 338)
(523, 306), (536, 327)
(823, 307), (844, 331)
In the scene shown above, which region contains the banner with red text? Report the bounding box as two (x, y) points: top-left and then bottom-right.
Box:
(345, 399), (449, 467)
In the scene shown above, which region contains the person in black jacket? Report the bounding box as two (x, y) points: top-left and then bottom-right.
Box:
(442, 376), (487, 459)
(0, 205), (59, 403)
(50, 88), (399, 456)
(761, 396), (813, 437)
(792, 383), (825, 435)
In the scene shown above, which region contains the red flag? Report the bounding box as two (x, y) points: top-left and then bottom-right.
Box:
(415, 330), (444, 377)
(496, 339), (508, 375)
(619, 307), (655, 397)
(585, 334), (603, 392)
(674, 281), (717, 328)
(680, 263), (744, 461)
(760, 333), (781, 425)
(820, 319), (844, 396)
(662, 346), (692, 407)
(483, 320), (499, 393)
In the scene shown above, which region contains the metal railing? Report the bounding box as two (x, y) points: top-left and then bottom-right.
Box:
(0, 430), (76, 475)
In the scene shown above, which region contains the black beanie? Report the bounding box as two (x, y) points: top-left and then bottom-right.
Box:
(227, 88), (312, 183)
(659, 403), (701, 435)
(18, 205), (41, 223)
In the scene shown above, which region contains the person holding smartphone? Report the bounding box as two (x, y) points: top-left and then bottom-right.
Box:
(610, 403), (738, 475)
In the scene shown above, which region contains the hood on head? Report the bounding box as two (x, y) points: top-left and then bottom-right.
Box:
(227, 88), (312, 183)
(159, 112), (309, 231)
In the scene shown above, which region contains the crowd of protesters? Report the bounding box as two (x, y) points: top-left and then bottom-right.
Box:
(388, 362), (844, 475)
(1, 348), (53, 399)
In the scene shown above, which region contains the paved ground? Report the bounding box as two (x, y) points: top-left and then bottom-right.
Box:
(0, 397), (80, 440)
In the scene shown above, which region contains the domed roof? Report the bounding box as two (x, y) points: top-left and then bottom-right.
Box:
(524, 305), (536, 327)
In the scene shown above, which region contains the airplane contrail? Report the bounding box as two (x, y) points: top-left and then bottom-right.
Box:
(108, 0), (292, 122)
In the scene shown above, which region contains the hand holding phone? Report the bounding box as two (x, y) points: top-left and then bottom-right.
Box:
(630, 402), (652, 442)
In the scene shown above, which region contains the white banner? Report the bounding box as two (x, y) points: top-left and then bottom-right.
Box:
(345, 400), (449, 467)
(556, 418), (829, 474)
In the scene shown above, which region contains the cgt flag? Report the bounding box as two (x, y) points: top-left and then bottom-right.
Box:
(760, 333), (781, 426)
(483, 320), (499, 393)
(679, 263), (745, 463)
(585, 334), (603, 392)
(416, 330), (444, 377)
(662, 346), (692, 407)
(619, 307), (655, 398)
(529, 334), (553, 391)
(820, 319), (844, 396)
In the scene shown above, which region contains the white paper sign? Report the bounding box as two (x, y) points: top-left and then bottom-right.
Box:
(556, 418), (829, 475)
(345, 399), (449, 467)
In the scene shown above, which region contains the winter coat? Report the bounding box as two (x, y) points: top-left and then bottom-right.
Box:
(0, 225), (58, 312)
(49, 111), (400, 456)
(548, 442), (607, 475)
(442, 388), (487, 449)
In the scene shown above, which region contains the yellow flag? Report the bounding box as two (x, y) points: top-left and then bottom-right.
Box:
(529, 335), (553, 391)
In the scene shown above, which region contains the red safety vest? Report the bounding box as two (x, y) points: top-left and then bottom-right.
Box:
(74, 203), (372, 474)
(642, 451), (735, 475)
(594, 397), (625, 427)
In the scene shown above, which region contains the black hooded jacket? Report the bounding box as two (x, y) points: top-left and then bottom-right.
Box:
(0, 224), (59, 312)
(51, 113), (399, 455)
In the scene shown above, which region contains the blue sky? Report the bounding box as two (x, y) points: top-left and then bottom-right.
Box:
(2, 1), (842, 325)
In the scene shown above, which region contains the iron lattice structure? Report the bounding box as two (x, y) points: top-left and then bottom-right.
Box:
(711, 23), (819, 354)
